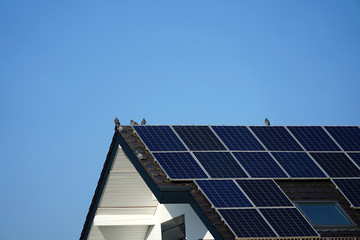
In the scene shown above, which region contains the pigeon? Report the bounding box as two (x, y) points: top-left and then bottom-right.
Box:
(130, 120), (139, 126)
(114, 117), (123, 131)
(114, 117), (120, 127)
(141, 118), (146, 125)
(265, 118), (270, 126)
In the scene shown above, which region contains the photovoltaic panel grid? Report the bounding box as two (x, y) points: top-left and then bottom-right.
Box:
(348, 153), (360, 169)
(310, 153), (360, 177)
(332, 179), (360, 208)
(129, 125), (360, 238)
(232, 152), (288, 178)
(325, 126), (360, 151)
(211, 126), (265, 150)
(218, 209), (277, 238)
(271, 152), (327, 178)
(288, 126), (341, 151)
(133, 126), (186, 151)
(250, 126), (303, 151)
(172, 126), (226, 151)
(260, 208), (319, 237)
(193, 152), (248, 178)
(236, 179), (293, 207)
(152, 152), (208, 179)
(195, 180), (253, 207)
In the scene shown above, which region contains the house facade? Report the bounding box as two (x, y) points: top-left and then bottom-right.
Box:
(80, 124), (360, 240)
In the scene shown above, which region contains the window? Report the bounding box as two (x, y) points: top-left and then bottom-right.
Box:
(296, 201), (355, 228)
(161, 215), (186, 240)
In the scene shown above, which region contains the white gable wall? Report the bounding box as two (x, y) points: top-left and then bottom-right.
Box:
(146, 203), (214, 240)
(87, 145), (214, 240)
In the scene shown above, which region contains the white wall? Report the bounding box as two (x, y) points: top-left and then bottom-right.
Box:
(145, 203), (214, 240)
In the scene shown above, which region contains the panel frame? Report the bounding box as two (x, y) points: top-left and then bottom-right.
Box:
(331, 178), (360, 209)
(172, 125), (227, 151)
(325, 126), (360, 151)
(194, 179), (254, 208)
(151, 152), (210, 180)
(310, 152), (360, 178)
(259, 207), (320, 238)
(270, 151), (329, 179)
(216, 208), (278, 238)
(235, 179), (295, 207)
(348, 153), (360, 169)
(232, 151), (290, 179)
(132, 125), (187, 152)
(287, 126), (342, 152)
(211, 125), (265, 151)
(249, 126), (305, 151)
(193, 151), (249, 179)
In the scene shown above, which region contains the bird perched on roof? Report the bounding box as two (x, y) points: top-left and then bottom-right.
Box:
(265, 118), (270, 126)
(114, 117), (120, 127)
(130, 120), (139, 126)
(114, 117), (123, 131)
(141, 118), (146, 125)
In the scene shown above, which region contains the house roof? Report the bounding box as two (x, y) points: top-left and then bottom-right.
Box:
(80, 124), (360, 240)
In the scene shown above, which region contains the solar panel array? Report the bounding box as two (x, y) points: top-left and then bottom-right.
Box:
(134, 125), (360, 180)
(195, 179), (317, 238)
(133, 125), (360, 238)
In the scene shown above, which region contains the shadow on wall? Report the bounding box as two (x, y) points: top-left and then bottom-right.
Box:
(99, 226), (149, 240)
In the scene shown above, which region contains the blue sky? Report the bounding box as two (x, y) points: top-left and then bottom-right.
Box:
(1, 1), (360, 239)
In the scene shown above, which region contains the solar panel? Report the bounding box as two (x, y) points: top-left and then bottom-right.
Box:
(218, 209), (277, 238)
(348, 153), (360, 168)
(133, 126), (186, 151)
(195, 180), (253, 208)
(325, 126), (360, 151)
(152, 152), (208, 179)
(211, 126), (264, 150)
(310, 153), (360, 178)
(236, 179), (293, 207)
(193, 152), (248, 178)
(250, 126), (303, 151)
(172, 126), (226, 151)
(232, 152), (288, 178)
(260, 208), (318, 237)
(271, 152), (327, 178)
(288, 126), (341, 151)
(332, 179), (360, 208)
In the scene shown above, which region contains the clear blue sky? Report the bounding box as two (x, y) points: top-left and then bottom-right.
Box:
(1, 1), (359, 239)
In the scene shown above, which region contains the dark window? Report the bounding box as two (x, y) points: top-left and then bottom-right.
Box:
(161, 215), (186, 240)
(296, 202), (354, 228)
